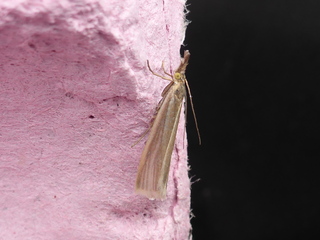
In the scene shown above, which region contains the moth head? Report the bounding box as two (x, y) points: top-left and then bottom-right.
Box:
(174, 72), (182, 80)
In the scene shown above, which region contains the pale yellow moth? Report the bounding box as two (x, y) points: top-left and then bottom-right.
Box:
(135, 50), (200, 200)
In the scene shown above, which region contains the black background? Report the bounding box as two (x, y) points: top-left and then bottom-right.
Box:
(184, 1), (320, 239)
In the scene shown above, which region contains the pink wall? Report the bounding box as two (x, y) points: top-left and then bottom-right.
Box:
(0, 0), (191, 239)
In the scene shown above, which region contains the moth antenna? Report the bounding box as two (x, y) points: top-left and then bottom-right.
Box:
(185, 79), (201, 145)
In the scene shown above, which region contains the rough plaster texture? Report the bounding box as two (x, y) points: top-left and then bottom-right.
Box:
(0, 0), (191, 239)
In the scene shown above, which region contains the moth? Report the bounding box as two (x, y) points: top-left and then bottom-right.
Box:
(135, 50), (200, 200)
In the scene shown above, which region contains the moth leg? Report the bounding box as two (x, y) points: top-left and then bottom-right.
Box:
(131, 125), (151, 147)
(161, 61), (173, 78)
(131, 96), (164, 148)
(147, 60), (172, 81)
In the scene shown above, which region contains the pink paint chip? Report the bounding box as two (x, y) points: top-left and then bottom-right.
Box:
(0, 0), (191, 239)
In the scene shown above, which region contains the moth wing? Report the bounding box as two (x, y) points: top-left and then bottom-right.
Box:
(135, 83), (186, 199)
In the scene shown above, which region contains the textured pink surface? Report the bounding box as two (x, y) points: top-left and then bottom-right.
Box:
(0, 0), (190, 239)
